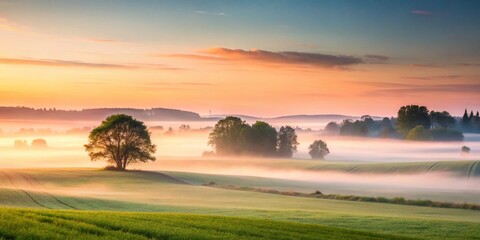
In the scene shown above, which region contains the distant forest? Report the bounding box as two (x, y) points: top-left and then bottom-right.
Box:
(0, 107), (202, 121)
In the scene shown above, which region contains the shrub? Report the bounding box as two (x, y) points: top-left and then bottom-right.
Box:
(31, 138), (48, 148)
(14, 139), (28, 149)
(406, 125), (431, 141)
(461, 146), (471, 153)
(428, 128), (464, 141)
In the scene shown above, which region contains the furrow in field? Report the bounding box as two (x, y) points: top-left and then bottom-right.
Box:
(18, 172), (78, 210)
(426, 162), (441, 172)
(0, 171), (51, 209)
(468, 161), (479, 178)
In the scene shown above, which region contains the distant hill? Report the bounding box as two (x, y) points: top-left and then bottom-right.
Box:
(269, 114), (358, 122)
(0, 106), (380, 123)
(0, 107), (202, 121)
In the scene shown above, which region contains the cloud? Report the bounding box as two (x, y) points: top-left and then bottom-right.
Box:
(360, 82), (480, 95)
(458, 63), (480, 67)
(0, 57), (135, 69)
(164, 48), (387, 69)
(147, 81), (212, 86)
(85, 38), (118, 43)
(195, 10), (226, 16)
(410, 63), (444, 68)
(411, 10), (433, 15)
(401, 75), (462, 81)
(0, 17), (26, 32)
(163, 53), (223, 61)
(73, 81), (107, 85)
(364, 54), (390, 62)
(0, 57), (182, 70)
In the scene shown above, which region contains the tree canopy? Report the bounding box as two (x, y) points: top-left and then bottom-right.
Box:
(245, 121), (278, 156)
(84, 114), (156, 170)
(208, 116), (250, 155)
(277, 126), (299, 158)
(208, 117), (298, 158)
(397, 105), (431, 135)
(308, 140), (330, 159)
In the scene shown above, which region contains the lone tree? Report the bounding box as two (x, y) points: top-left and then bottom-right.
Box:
(308, 140), (330, 159)
(277, 126), (299, 158)
(84, 114), (156, 171)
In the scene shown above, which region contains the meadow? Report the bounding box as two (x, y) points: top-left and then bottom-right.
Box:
(1, 168), (480, 239)
(1, 124), (479, 239)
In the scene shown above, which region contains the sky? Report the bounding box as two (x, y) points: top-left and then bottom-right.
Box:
(0, 0), (479, 117)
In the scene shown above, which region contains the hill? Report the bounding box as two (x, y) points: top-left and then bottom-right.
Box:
(0, 107), (201, 121)
(0, 168), (479, 239)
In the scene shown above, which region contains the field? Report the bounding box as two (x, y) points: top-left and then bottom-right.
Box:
(151, 158), (480, 177)
(0, 208), (415, 240)
(1, 167), (480, 239)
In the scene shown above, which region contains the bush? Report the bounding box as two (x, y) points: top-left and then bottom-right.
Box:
(462, 146), (471, 153)
(104, 165), (121, 171)
(406, 125), (431, 141)
(428, 128), (464, 141)
(14, 139), (28, 149)
(31, 138), (48, 148)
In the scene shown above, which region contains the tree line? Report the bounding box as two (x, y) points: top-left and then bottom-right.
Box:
(324, 105), (474, 141)
(207, 116), (298, 157)
(207, 116), (329, 159)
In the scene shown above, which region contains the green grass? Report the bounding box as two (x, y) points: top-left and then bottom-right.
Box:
(306, 160), (480, 177)
(1, 168), (480, 239)
(0, 208), (415, 240)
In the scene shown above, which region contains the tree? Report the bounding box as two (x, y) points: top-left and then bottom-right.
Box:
(308, 140), (330, 159)
(14, 139), (28, 149)
(430, 111), (455, 129)
(397, 105), (430, 136)
(208, 116), (250, 155)
(324, 121), (340, 134)
(31, 138), (47, 148)
(462, 109), (471, 132)
(84, 114), (156, 171)
(277, 126), (299, 157)
(340, 120), (368, 136)
(406, 125), (431, 141)
(245, 121), (277, 156)
(380, 117), (395, 138)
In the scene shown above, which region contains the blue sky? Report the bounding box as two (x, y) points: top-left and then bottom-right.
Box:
(0, 0), (478, 116)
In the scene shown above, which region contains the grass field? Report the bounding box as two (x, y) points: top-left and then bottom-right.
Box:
(0, 168), (480, 239)
(0, 208), (414, 240)
(151, 158), (480, 177)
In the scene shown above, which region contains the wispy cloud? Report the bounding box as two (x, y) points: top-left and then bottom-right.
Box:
(0, 17), (27, 32)
(410, 63), (444, 68)
(0, 57), (135, 69)
(411, 10), (433, 15)
(84, 38), (118, 43)
(0, 57), (182, 70)
(365, 54), (390, 62)
(147, 81), (212, 86)
(163, 48), (388, 69)
(73, 81), (107, 85)
(359, 81), (480, 95)
(458, 63), (480, 67)
(195, 10), (226, 16)
(401, 75), (462, 81)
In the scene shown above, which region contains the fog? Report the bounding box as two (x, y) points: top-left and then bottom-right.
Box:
(1, 120), (479, 203)
(1, 120), (478, 168)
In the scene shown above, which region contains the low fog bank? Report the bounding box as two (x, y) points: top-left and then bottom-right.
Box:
(0, 123), (479, 169)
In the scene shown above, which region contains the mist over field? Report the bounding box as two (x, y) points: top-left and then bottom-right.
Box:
(1, 119), (479, 205)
